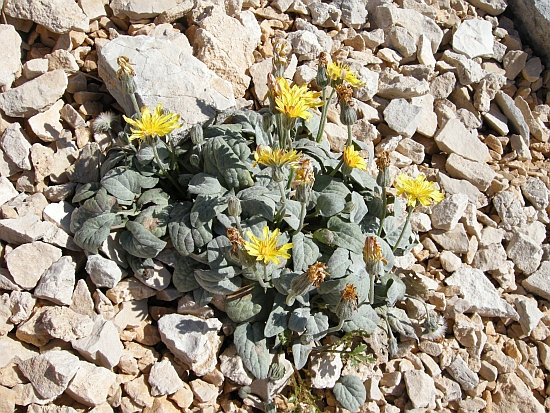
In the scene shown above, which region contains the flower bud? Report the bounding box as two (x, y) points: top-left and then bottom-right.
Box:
(316, 65), (329, 88)
(335, 284), (358, 321)
(341, 162), (353, 176)
(272, 166), (285, 183)
(294, 183), (311, 204)
(339, 103), (357, 126)
(262, 112), (273, 133)
(376, 168), (391, 187)
(190, 153), (200, 167)
(190, 124), (203, 145)
(228, 195), (242, 218)
(121, 75), (136, 95)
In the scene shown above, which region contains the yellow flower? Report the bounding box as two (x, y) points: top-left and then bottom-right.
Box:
(343, 146), (367, 170)
(274, 78), (322, 122)
(394, 173), (444, 207)
(243, 226), (293, 265)
(123, 104), (182, 143)
(253, 146), (302, 168)
(326, 62), (365, 88)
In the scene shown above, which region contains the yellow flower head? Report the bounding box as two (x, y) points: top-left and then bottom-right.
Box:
(343, 146), (367, 170)
(363, 236), (388, 266)
(123, 104), (182, 143)
(274, 78), (322, 122)
(292, 158), (315, 187)
(253, 145), (302, 168)
(244, 226), (293, 265)
(326, 61), (365, 88)
(394, 173), (444, 207)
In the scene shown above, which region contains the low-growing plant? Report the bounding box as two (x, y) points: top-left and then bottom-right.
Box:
(72, 42), (445, 412)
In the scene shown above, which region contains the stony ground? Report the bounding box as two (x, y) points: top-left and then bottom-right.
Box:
(0, 0), (550, 412)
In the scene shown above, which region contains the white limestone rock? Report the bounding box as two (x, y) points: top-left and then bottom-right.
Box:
(0, 123), (32, 170)
(0, 176), (18, 207)
(445, 153), (496, 191)
(0, 25), (22, 90)
(158, 313), (223, 376)
(27, 100), (64, 143)
(445, 267), (519, 319)
(0, 70), (68, 118)
(383, 98), (422, 138)
(23, 59), (49, 81)
(42, 201), (74, 234)
(86, 254), (124, 289)
(78, 0), (107, 20)
(506, 232), (543, 275)
(66, 360), (116, 407)
(495, 90), (530, 144)
(33, 256), (76, 305)
(437, 172), (487, 208)
(135, 260), (171, 291)
(4, 0), (88, 33)
(219, 344), (254, 386)
(452, 19), (494, 59)
(0, 335), (37, 369)
(446, 355), (479, 391)
(473, 244), (508, 272)
(72, 317), (124, 369)
(112, 299), (148, 332)
(521, 177), (549, 210)
(148, 359), (184, 396)
(5, 241), (62, 290)
(41, 306), (95, 342)
(514, 296), (543, 336)
(288, 30), (323, 61)
(310, 351), (342, 389)
(503, 50), (528, 80)
(98, 35), (235, 135)
(111, 0), (184, 19)
(467, 0), (507, 15)
(354, 67), (379, 102)
(430, 224), (470, 254)
(106, 277), (156, 304)
(434, 118), (489, 163)
(403, 369), (436, 409)
(522, 261), (550, 301)
(18, 350), (80, 399)
(334, 0), (368, 29)
(431, 193), (468, 231)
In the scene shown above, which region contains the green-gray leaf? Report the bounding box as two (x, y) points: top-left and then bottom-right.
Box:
(292, 233), (320, 273)
(327, 247), (350, 279)
(194, 267), (241, 295)
(316, 193), (346, 217)
(168, 202), (194, 256)
(343, 304), (379, 334)
(349, 191), (368, 224)
(119, 221), (167, 259)
(187, 173), (224, 195)
(72, 182), (100, 203)
(136, 188), (170, 208)
(292, 341), (312, 370)
(234, 322), (270, 380)
(190, 194), (228, 228)
(288, 307), (309, 332)
(101, 167), (158, 202)
(327, 216), (366, 255)
(380, 274), (407, 307)
(225, 283), (272, 323)
(264, 294), (288, 338)
(333, 375), (366, 413)
(172, 256), (202, 292)
(306, 312), (329, 340)
(134, 204), (172, 238)
(73, 213), (117, 254)
(386, 307), (418, 341)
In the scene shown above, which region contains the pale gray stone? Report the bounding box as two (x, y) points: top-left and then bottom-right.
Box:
(506, 232), (543, 275)
(78, 0), (107, 20)
(158, 314), (223, 376)
(521, 177), (549, 210)
(135, 260), (171, 291)
(112, 299), (148, 332)
(288, 30), (323, 61)
(383, 98), (422, 138)
(514, 296), (543, 336)
(42, 201), (74, 234)
(373, 4), (443, 53)
(98, 35), (235, 134)
(445, 267), (519, 319)
(148, 359), (184, 396)
(434, 118), (489, 163)
(431, 193), (468, 231)
(0, 123), (31, 170)
(403, 369), (436, 409)
(190, 379), (218, 403)
(453, 19), (494, 59)
(361, 29), (385, 48)
(493, 191), (527, 227)
(334, 0), (368, 29)
(483, 104), (509, 135)
(72, 317), (123, 369)
(294, 18), (334, 56)
(106, 277), (156, 304)
(8, 291), (35, 325)
(0, 176), (18, 206)
(0, 293), (13, 335)
(388, 26), (417, 58)
(503, 50), (528, 80)
(446, 355), (479, 391)
(0, 335), (37, 369)
(18, 350), (80, 399)
(495, 91), (529, 145)
(492, 372), (545, 413)
(480, 227), (506, 247)
(0, 25), (22, 90)
(4, 0), (88, 33)
(354, 67), (379, 102)
(430, 223), (470, 254)
(310, 351), (342, 389)
(378, 72), (430, 99)
(473, 244), (508, 272)
(27, 100), (64, 143)
(34, 256), (76, 306)
(467, 0), (507, 15)
(308, 2), (341, 28)
(111, 0), (194, 19)
(66, 360), (116, 407)
(219, 344), (254, 386)
(439, 250), (462, 273)
(5, 241), (62, 290)
(445, 153), (496, 191)
(0, 69), (67, 118)
(23, 59), (49, 80)
(395, 138), (424, 164)
(515, 96), (550, 142)
(430, 72), (456, 100)
(456, 58), (485, 86)
(86, 254), (123, 289)
(41, 306), (94, 342)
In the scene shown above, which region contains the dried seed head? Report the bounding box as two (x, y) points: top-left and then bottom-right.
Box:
(336, 283), (359, 321)
(227, 226), (245, 253)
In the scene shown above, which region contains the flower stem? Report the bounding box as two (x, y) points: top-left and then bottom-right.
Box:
(345, 123), (353, 147)
(392, 205), (415, 252)
(294, 201), (307, 235)
(151, 143), (186, 198)
(277, 180), (287, 207)
(129, 93), (140, 115)
(329, 156), (344, 177)
(369, 271), (375, 305)
(377, 186), (387, 237)
(316, 88), (335, 143)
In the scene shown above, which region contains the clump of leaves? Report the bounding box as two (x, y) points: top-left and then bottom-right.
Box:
(74, 49), (446, 412)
